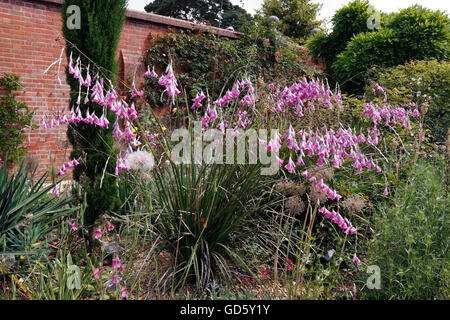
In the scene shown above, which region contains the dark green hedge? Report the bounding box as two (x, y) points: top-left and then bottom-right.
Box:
(308, 2), (449, 94)
(332, 5), (449, 93)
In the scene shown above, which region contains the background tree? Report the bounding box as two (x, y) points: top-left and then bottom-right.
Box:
(62, 0), (126, 241)
(144, 0), (251, 31)
(308, 0), (372, 72)
(221, 3), (251, 31)
(259, 0), (322, 42)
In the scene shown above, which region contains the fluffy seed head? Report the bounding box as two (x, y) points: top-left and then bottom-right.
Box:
(276, 180), (295, 195)
(341, 195), (366, 213)
(285, 196), (305, 215)
(125, 150), (155, 172)
(309, 187), (328, 204)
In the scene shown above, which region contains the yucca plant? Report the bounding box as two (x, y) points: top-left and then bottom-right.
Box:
(141, 155), (268, 292)
(0, 159), (76, 254)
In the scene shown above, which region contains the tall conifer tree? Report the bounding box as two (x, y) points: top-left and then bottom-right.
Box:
(62, 1), (127, 236)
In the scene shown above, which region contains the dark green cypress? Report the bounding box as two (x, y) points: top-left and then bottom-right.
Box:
(62, 1), (127, 231)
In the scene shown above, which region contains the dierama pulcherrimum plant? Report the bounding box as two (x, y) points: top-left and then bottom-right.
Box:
(42, 49), (420, 291)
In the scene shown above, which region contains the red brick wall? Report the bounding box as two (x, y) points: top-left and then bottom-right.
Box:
(0, 0), (240, 177)
(0, 0), (321, 178)
(0, 0), (71, 177)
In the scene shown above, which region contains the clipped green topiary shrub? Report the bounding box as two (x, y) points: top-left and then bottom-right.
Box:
(388, 5), (449, 62)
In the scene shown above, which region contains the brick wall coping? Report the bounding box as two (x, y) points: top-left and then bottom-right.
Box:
(33, 0), (242, 38)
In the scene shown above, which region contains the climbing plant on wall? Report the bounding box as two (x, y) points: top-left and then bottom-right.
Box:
(143, 25), (321, 109)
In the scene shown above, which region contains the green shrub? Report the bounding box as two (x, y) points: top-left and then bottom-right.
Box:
(332, 5), (449, 93)
(0, 74), (34, 164)
(365, 59), (450, 143)
(332, 28), (399, 92)
(361, 160), (449, 299)
(388, 5), (449, 62)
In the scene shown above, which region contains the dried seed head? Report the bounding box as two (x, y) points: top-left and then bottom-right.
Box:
(0, 253), (15, 270)
(341, 195), (366, 213)
(390, 139), (399, 149)
(308, 165), (334, 181)
(276, 180), (295, 195)
(257, 78), (265, 88)
(285, 196), (305, 215)
(446, 129), (450, 154)
(420, 102), (428, 115)
(289, 184), (306, 197)
(309, 187), (328, 204)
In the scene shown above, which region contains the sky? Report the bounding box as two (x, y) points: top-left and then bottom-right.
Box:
(128, 0), (449, 27)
